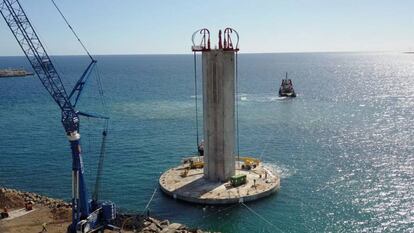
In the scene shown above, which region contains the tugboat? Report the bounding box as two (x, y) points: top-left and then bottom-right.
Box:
(278, 72), (296, 97)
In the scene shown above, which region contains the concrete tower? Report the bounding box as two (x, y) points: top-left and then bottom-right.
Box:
(202, 49), (236, 182)
(159, 28), (280, 205)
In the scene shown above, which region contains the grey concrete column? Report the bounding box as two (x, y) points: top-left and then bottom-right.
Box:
(202, 49), (235, 182)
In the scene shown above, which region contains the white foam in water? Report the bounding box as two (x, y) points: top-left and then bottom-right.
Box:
(236, 93), (285, 103)
(262, 162), (296, 179)
(270, 96), (287, 101)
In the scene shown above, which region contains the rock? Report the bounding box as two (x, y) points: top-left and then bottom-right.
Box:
(148, 217), (159, 224)
(0, 187), (69, 209)
(144, 220), (152, 227)
(169, 223), (182, 229)
(161, 223), (183, 233)
(160, 219), (170, 227)
(147, 223), (160, 232)
(0, 188), (25, 208)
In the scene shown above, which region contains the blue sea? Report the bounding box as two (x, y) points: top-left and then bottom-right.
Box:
(0, 53), (413, 232)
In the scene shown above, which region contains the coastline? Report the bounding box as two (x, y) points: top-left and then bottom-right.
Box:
(0, 187), (211, 233)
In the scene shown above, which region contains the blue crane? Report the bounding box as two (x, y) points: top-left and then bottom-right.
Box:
(0, 1), (118, 232)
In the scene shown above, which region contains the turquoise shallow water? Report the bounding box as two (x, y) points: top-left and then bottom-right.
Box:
(0, 53), (413, 232)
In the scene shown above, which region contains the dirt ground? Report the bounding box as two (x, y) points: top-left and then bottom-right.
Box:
(0, 205), (126, 233)
(0, 188), (205, 233)
(0, 205), (71, 233)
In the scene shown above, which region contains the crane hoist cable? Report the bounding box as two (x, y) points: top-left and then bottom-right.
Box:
(93, 120), (108, 202)
(50, 0), (109, 201)
(51, 0), (107, 111)
(94, 64), (108, 113)
(193, 51), (200, 151)
(50, 0), (93, 61)
(235, 51), (240, 162)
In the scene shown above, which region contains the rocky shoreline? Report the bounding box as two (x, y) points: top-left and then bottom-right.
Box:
(0, 187), (213, 233)
(0, 187), (70, 209)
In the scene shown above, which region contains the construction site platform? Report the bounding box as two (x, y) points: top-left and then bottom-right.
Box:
(159, 160), (280, 205)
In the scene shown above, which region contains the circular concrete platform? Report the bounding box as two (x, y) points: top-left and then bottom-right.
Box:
(159, 160), (280, 205)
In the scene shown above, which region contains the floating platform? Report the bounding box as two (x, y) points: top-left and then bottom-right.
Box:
(159, 159), (280, 205)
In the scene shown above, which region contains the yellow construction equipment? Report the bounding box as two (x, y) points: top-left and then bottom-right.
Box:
(190, 160), (204, 169)
(180, 159), (203, 177)
(183, 157), (204, 169)
(239, 157), (260, 170)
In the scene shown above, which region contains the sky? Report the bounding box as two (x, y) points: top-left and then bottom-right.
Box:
(0, 0), (413, 55)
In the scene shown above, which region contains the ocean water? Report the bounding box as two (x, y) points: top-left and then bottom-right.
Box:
(0, 53), (413, 232)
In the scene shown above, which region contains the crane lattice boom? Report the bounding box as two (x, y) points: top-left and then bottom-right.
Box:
(0, 0), (79, 134)
(0, 1), (117, 232)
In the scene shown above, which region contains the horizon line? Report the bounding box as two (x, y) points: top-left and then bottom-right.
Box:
(0, 50), (405, 57)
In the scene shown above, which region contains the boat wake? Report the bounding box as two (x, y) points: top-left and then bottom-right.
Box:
(191, 93), (289, 102)
(238, 93), (286, 103)
(262, 162), (296, 179)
